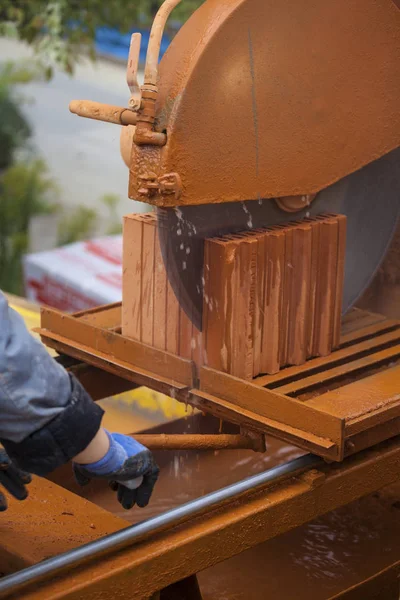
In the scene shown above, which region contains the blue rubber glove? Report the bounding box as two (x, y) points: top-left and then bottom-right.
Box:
(72, 432), (159, 509)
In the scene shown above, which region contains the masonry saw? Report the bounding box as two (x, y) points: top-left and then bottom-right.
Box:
(71, 0), (400, 330)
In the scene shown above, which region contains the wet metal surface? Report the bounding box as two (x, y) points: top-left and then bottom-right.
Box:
(1, 405), (400, 599)
(198, 482), (400, 599)
(51, 434), (400, 600)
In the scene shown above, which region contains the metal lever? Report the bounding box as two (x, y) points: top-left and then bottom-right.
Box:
(69, 0), (183, 147)
(130, 433), (265, 452)
(127, 32), (142, 110)
(69, 100), (137, 126)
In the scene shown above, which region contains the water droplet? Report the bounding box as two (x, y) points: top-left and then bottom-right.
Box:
(175, 207), (183, 220)
(173, 455), (179, 477)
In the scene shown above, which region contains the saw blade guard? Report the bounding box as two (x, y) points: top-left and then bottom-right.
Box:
(128, 0), (400, 207)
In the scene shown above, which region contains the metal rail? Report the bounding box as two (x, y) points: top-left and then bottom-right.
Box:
(0, 454), (320, 597)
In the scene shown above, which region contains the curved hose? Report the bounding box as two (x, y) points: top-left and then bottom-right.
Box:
(144, 0), (182, 87)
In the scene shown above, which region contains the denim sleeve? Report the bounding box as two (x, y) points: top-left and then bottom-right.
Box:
(0, 293), (104, 475)
(0, 292), (73, 442)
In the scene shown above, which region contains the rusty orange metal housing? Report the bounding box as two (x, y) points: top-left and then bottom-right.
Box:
(128, 0), (400, 206)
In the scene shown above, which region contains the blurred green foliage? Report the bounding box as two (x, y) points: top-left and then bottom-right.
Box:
(0, 160), (58, 294)
(0, 0), (204, 77)
(0, 62), (33, 169)
(57, 205), (97, 247)
(0, 61), (57, 294)
(58, 194), (123, 246)
(0, 58), (125, 294)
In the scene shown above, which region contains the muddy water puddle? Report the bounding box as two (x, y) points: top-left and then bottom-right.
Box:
(66, 430), (400, 600)
(199, 483), (400, 599)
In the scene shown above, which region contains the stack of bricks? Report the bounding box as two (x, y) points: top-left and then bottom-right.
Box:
(122, 212), (202, 362)
(122, 211), (346, 380)
(203, 214), (346, 379)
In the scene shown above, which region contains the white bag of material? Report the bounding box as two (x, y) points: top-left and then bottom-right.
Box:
(23, 236), (122, 312)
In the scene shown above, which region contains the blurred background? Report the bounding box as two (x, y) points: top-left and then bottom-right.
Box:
(0, 0), (202, 300)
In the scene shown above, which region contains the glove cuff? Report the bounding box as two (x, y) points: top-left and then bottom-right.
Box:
(77, 431), (127, 475)
(1, 373), (104, 476)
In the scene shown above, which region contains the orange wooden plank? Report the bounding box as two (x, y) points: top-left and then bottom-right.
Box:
(78, 303), (121, 329)
(40, 307), (194, 387)
(191, 389), (337, 456)
(200, 367), (344, 450)
(306, 364), (400, 424)
(277, 344), (400, 396)
(340, 318), (399, 346)
(340, 311), (388, 337)
(255, 326), (400, 387)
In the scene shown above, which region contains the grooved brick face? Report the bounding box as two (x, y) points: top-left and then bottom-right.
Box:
(203, 215), (347, 379)
(122, 213), (346, 381)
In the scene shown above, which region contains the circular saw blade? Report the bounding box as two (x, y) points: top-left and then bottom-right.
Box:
(157, 147), (400, 331)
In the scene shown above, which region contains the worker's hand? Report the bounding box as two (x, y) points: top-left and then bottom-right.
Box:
(72, 432), (159, 510)
(0, 449), (32, 511)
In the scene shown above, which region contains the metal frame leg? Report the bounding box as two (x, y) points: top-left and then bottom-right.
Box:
(160, 575), (202, 600)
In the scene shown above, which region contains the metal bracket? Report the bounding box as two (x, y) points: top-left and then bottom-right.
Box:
(138, 172), (182, 200)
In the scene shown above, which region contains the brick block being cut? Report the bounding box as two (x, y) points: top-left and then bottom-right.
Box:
(123, 212), (346, 379)
(122, 212), (203, 365)
(203, 214), (346, 379)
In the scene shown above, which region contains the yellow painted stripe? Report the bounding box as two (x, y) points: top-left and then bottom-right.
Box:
(10, 303), (42, 341)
